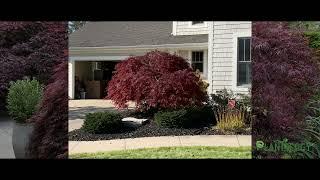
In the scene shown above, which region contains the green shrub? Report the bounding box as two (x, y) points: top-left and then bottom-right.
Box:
(209, 88), (252, 125)
(6, 79), (43, 123)
(300, 90), (320, 158)
(305, 90), (320, 125)
(210, 88), (251, 110)
(237, 92), (252, 110)
(82, 111), (123, 134)
(210, 88), (236, 109)
(155, 109), (187, 128)
(155, 106), (214, 128)
(186, 105), (214, 125)
(304, 31), (320, 49)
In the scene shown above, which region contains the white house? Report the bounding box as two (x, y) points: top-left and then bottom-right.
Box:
(68, 21), (251, 99)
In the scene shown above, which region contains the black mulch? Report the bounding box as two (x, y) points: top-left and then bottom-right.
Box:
(69, 120), (251, 141)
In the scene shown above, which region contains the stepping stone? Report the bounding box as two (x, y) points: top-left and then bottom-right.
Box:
(122, 117), (149, 128)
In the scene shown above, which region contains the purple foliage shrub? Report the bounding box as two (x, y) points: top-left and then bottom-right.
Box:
(252, 22), (320, 139)
(27, 61), (68, 159)
(0, 21), (67, 109)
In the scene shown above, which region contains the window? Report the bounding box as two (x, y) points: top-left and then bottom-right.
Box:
(192, 51), (204, 72)
(192, 21), (204, 25)
(237, 37), (251, 86)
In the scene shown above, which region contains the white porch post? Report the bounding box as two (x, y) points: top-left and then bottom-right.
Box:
(68, 60), (75, 99)
(203, 50), (208, 79)
(188, 50), (192, 66)
(207, 21), (214, 94)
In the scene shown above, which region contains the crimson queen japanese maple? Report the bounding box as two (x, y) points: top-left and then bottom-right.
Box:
(252, 22), (320, 138)
(106, 51), (207, 111)
(28, 61), (68, 159)
(0, 21), (67, 110)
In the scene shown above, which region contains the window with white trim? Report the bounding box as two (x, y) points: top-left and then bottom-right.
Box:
(237, 37), (251, 86)
(191, 51), (204, 73)
(192, 21), (204, 25)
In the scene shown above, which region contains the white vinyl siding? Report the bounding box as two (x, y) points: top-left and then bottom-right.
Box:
(173, 21), (209, 35)
(208, 21), (251, 94)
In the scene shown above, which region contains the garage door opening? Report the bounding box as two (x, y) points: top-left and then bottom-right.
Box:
(74, 61), (118, 99)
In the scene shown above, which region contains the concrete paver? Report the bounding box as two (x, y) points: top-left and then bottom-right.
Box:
(68, 119), (85, 132)
(0, 114), (15, 159)
(179, 135), (240, 147)
(70, 139), (126, 154)
(69, 135), (251, 155)
(124, 136), (181, 150)
(68, 141), (80, 152)
(236, 135), (252, 146)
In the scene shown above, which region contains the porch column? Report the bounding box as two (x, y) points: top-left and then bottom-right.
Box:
(188, 50), (192, 67)
(207, 21), (214, 94)
(68, 60), (75, 99)
(203, 50), (208, 79)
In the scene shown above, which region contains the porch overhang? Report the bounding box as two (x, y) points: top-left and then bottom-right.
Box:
(69, 42), (208, 56)
(69, 56), (129, 61)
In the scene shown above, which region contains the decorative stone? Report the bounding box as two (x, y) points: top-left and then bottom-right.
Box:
(122, 117), (149, 128)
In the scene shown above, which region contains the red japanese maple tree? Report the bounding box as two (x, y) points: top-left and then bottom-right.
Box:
(0, 21), (67, 110)
(106, 51), (207, 111)
(252, 22), (320, 138)
(27, 61), (68, 159)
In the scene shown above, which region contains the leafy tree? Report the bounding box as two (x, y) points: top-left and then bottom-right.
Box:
(107, 51), (207, 111)
(289, 21), (320, 31)
(252, 22), (320, 139)
(0, 21), (67, 110)
(289, 21), (320, 54)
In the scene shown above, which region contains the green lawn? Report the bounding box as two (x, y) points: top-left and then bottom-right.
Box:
(70, 146), (252, 159)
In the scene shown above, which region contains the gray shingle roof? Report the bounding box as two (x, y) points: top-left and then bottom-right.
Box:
(69, 21), (208, 47)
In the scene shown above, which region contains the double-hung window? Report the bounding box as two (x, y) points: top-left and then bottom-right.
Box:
(237, 37), (251, 86)
(191, 51), (204, 73)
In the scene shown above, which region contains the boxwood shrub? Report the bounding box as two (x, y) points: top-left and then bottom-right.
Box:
(155, 106), (214, 128)
(6, 79), (43, 123)
(82, 111), (123, 134)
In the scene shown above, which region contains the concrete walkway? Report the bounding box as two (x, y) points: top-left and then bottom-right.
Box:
(69, 135), (251, 155)
(69, 100), (135, 132)
(0, 113), (15, 159)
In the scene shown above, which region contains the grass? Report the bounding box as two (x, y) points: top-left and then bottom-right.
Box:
(70, 146), (252, 159)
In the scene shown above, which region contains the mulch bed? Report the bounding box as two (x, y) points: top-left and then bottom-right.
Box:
(69, 120), (251, 141)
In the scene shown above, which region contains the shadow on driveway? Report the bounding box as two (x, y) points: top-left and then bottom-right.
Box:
(68, 106), (121, 121)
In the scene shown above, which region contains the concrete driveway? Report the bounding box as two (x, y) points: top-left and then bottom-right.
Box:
(68, 100), (135, 132)
(0, 113), (15, 159)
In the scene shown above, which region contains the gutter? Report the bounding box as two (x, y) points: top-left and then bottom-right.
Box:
(69, 42), (208, 52)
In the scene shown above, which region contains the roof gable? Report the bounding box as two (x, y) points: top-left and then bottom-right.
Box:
(69, 21), (208, 47)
